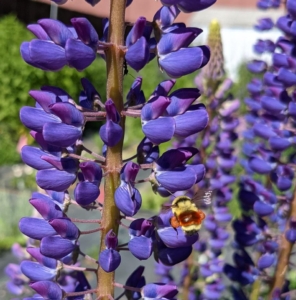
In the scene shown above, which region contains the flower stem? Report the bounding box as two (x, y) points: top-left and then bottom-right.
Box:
(268, 187), (296, 299)
(97, 0), (126, 299)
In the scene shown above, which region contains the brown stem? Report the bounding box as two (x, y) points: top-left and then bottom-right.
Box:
(65, 289), (98, 298)
(182, 256), (194, 300)
(96, 0), (126, 299)
(80, 227), (103, 234)
(71, 218), (102, 223)
(268, 187), (296, 299)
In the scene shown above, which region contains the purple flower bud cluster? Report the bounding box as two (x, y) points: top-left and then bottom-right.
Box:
(224, 1), (296, 298)
(196, 95), (239, 299)
(150, 19), (239, 298)
(125, 76), (208, 145)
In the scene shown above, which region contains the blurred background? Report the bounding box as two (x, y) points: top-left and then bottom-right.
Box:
(0, 0), (285, 298)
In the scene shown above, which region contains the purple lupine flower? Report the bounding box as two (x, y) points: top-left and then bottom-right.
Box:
(19, 217), (57, 240)
(160, 0), (216, 13)
(99, 99), (123, 147)
(20, 261), (58, 282)
(21, 18), (98, 71)
(128, 219), (154, 260)
(254, 17), (274, 31)
(74, 161), (102, 206)
(115, 162), (142, 216)
(49, 218), (80, 240)
(125, 17), (150, 71)
(141, 282), (178, 299)
(125, 266), (146, 299)
(20, 90), (85, 148)
(13, 0), (222, 299)
(40, 236), (78, 259)
(151, 147), (205, 193)
(5, 263), (27, 295)
(98, 229), (121, 272)
(30, 281), (64, 300)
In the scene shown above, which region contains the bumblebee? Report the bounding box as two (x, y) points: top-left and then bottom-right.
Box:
(161, 190), (212, 235)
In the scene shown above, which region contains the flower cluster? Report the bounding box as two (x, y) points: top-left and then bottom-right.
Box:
(225, 0), (296, 298)
(7, 0), (219, 299)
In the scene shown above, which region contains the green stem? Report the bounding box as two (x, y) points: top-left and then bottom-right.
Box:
(96, 0), (126, 299)
(250, 276), (261, 300)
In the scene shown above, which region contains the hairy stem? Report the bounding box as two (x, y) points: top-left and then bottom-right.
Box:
(97, 0), (126, 299)
(182, 256), (194, 300)
(268, 187), (296, 299)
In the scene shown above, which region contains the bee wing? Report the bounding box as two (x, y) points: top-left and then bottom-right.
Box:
(160, 204), (174, 213)
(192, 189), (214, 207)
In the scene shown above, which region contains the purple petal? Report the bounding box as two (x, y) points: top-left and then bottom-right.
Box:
(166, 88), (200, 116)
(159, 46), (210, 78)
(49, 102), (84, 126)
(29, 198), (64, 220)
(65, 39), (96, 71)
(174, 104), (208, 137)
(141, 96), (171, 121)
(26, 247), (57, 269)
(21, 146), (56, 170)
(158, 246), (192, 266)
(71, 17), (98, 46)
(21, 261), (57, 281)
(20, 107), (61, 132)
(156, 147), (198, 169)
(157, 27), (202, 55)
(126, 17), (146, 46)
(121, 162), (140, 183)
(142, 117), (175, 145)
(79, 161), (102, 182)
(249, 157), (275, 174)
(129, 236), (153, 260)
(269, 136), (291, 151)
(36, 169), (76, 191)
(27, 24), (51, 40)
(156, 167), (196, 192)
(30, 281), (63, 300)
(253, 201), (274, 216)
(29, 90), (58, 113)
(19, 218), (57, 240)
(49, 218), (80, 240)
(287, 0), (296, 18)
(151, 79), (176, 97)
(40, 236), (77, 259)
(257, 253), (275, 269)
(157, 227), (198, 247)
(141, 283), (178, 299)
(23, 40), (67, 71)
(74, 181), (100, 206)
(176, 0), (216, 12)
(153, 5), (180, 29)
(277, 67), (296, 87)
(126, 37), (150, 72)
(105, 229), (119, 249)
(38, 19), (74, 47)
(114, 184), (142, 217)
(99, 249), (121, 272)
(285, 228), (296, 243)
(99, 120), (123, 147)
(43, 122), (82, 147)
